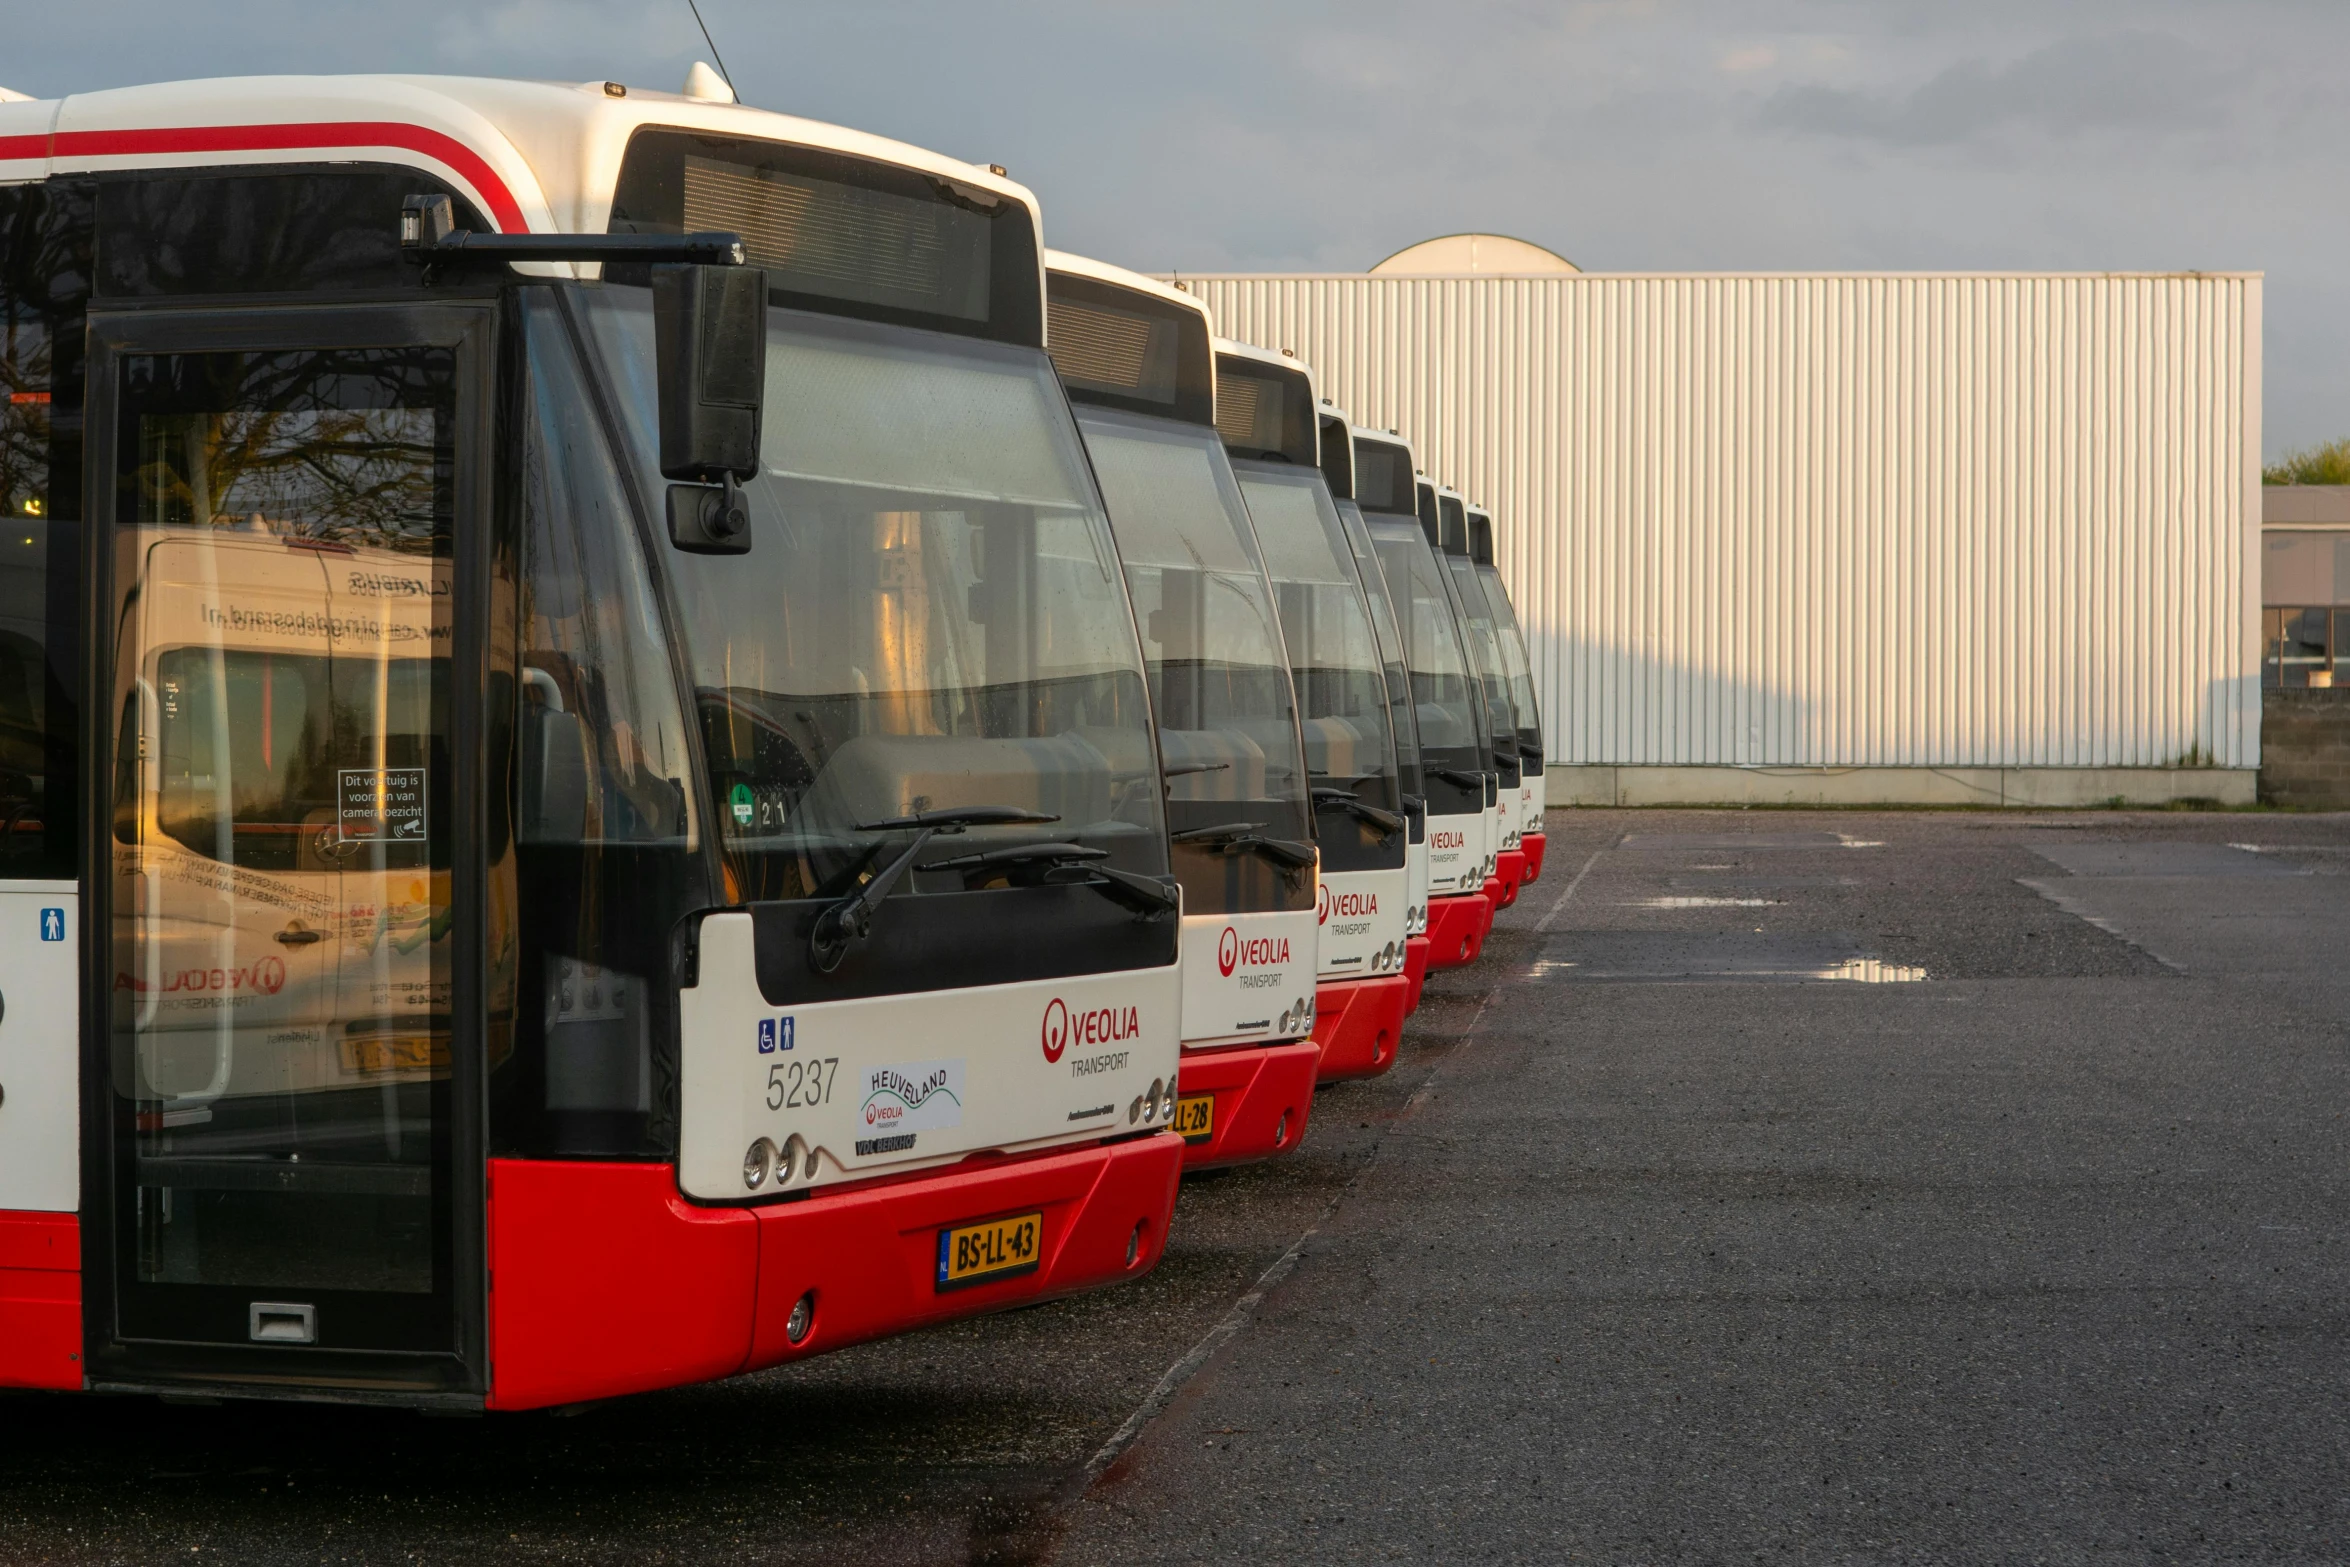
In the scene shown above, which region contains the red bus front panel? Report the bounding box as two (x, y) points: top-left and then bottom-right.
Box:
(1310, 975), (1411, 1082)
(0, 1212), (80, 1391)
(1174, 1040), (1320, 1170)
(1426, 893), (1492, 969)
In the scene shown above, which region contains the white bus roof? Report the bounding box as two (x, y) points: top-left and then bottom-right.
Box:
(1349, 423), (1418, 464)
(0, 73), (1042, 265)
(1213, 334), (1316, 406)
(1044, 248), (1211, 328)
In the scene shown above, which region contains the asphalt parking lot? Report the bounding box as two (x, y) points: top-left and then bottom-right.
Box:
(6, 806), (2349, 1565)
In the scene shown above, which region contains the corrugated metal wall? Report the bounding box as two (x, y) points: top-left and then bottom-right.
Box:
(1175, 272), (2263, 770)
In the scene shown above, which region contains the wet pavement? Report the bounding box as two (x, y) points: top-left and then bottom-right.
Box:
(6, 808), (2349, 1563)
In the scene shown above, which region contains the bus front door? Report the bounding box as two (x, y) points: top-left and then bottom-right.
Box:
(86, 306), (490, 1396)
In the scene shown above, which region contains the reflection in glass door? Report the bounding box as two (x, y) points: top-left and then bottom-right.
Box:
(107, 342), (457, 1353)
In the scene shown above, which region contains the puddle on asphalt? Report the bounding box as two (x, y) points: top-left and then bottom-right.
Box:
(1812, 957), (1930, 983)
(1667, 874), (1858, 892)
(1529, 932), (1927, 983)
(2230, 842), (2350, 858)
(1618, 832), (1886, 851)
(2032, 842), (2307, 879)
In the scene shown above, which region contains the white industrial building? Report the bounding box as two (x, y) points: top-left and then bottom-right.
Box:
(1176, 242), (2263, 806)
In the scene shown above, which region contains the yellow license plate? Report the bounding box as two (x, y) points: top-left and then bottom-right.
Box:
(1172, 1093), (1214, 1143)
(936, 1210), (1043, 1292)
(338, 1035), (448, 1076)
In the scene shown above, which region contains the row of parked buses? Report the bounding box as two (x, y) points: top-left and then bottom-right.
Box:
(0, 68), (1544, 1409)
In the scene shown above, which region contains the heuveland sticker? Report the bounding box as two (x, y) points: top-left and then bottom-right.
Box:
(860, 1058), (965, 1142)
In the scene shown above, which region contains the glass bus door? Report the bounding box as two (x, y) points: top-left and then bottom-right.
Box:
(86, 306), (489, 1389)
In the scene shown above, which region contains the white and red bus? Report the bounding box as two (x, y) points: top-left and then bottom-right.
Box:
(1043, 252), (1319, 1168)
(1466, 503), (1547, 882)
(1317, 406), (1432, 1013)
(1354, 434), (1495, 971)
(0, 70), (1187, 1410)
(1437, 486), (1527, 910)
(1212, 342), (1410, 1081)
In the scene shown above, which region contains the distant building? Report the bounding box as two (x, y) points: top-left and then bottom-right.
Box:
(2262, 484), (2350, 689)
(1176, 243), (2261, 806)
(1370, 233), (1579, 276)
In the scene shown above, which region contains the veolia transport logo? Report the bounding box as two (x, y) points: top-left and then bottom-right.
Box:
(1040, 996), (1070, 1062)
(1218, 925), (1240, 977)
(1318, 881), (1330, 926)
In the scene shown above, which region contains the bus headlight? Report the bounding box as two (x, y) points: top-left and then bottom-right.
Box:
(743, 1137), (777, 1191)
(1144, 1079), (1164, 1121)
(1159, 1080), (1176, 1121)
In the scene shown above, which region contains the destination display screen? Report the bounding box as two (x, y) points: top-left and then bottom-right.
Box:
(1353, 436), (1416, 516)
(1045, 271), (1213, 427)
(608, 129), (1043, 346)
(1212, 352), (1317, 467)
(1318, 410), (1354, 500)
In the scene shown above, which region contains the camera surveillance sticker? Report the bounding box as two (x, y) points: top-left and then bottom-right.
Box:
(336, 768), (427, 843)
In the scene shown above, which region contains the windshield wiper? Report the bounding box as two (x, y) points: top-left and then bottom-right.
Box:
(856, 805), (1060, 832)
(1161, 760), (1232, 790)
(1311, 787), (1406, 839)
(1431, 767), (1488, 791)
(1171, 821), (1318, 873)
(810, 829), (937, 974)
(921, 841), (1179, 918)
(810, 805), (1063, 972)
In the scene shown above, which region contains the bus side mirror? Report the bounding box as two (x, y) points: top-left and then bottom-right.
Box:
(519, 700), (590, 844)
(654, 263), (767, 556)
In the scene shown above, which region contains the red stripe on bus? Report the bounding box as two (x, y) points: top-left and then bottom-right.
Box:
(0, 134), (46, 162)
(38, 121), (529, 232)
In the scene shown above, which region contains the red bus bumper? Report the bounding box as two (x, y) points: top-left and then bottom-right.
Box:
(486, 1133), (1183, 1411)
(1494, 849), (1528, 908)
(1402, 933), (1432, 1013)
(1522, 831), (1547, 882)
(1311, 974), (1412, 1082)
(1176, 1039), (1321, 1170)
(1427, 892), (1493, 969)
(0, 1211), (80, 1391)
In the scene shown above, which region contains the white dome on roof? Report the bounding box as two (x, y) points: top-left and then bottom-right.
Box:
(682, 61), (735, 103)
(1369, 233), (1578, 276)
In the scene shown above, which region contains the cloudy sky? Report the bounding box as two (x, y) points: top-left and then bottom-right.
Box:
(12, 1), (2342, 455)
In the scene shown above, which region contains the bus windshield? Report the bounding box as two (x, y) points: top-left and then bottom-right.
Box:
(1477, 562), (1544, 760)
(580, 296), (1167, 903)
(1446, 554), (1520, 769)
(1366, 516), (1488, 816)
(1231, 464), (1402, 872)
(1335, 497), (1423, 803)
(1075, 407), (1311, 915)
